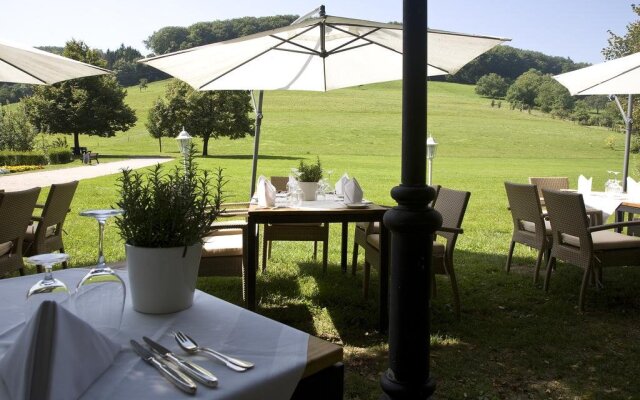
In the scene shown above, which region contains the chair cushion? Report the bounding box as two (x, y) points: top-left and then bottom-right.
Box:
(24, 222), (57, 241)
(0, 241), (12, 257)
(432, 241), (445, 256)
(521, 220), (551, 235)
(561, 230), (640, 250)
(202, 231), (243, 257)
(366, 234), (380, 249)
(356, 221), (380, 233)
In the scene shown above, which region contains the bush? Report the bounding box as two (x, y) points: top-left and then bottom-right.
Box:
(631, 135), (640, 153)
(605, 135), (616, 150)
(0, 151), (47, 166)
(47, 147), (73, 164)
(475, 73), (508, 99)
(0, 104), (37, 151)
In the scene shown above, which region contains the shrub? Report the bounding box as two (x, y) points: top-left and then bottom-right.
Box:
(605, 135), (616, 150)
(631, 135), (640, 153)
(0, 104), (37, 151)
(0, 151), (47, 166)
(47, 147), (73, 164)
(475, 73), (508, 99)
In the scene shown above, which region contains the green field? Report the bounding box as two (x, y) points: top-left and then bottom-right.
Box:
(17, 79), (640, 399)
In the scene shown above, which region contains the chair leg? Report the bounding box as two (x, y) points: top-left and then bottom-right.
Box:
(313, 241), (318, 261)
(363, 262), (371, 299)
(505, 241), (516, 273)
(268, 241), (272, 259)
(61, 247), (68, 269)
(444, 256), (461, 320)
(262, 237), (268, 272)
(543, 256), (555, 292)
(19, 267), (25, 276)
(351, 242), (359, 275)
(322, 240), (328, 274)
(579, 265), (593, 312)
(533, 248), (544, 284)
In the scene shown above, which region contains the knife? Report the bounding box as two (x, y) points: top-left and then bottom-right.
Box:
(143, 336), (218, 387)
(130, 339), (197, 394)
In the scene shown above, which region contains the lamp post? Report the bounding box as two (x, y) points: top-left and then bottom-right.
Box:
(176, 127), (192, 172)
(426, 135), (438, 186)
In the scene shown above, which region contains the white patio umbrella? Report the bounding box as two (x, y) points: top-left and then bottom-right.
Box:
(140, 6), (509, 194)
(554, 52), (640, 190)
(0, 39), (111, 85)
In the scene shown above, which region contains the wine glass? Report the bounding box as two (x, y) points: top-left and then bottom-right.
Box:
(75, 209), (126, 336)
(611, 171), (623, 194)
(605, 170), (615, 194)
(25, 253), (70, 319)
(325, 170), (334, 194)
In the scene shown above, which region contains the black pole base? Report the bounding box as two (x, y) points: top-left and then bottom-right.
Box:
(381, 369), (436, 400)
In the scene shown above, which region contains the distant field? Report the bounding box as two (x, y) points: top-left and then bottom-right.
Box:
(15, 79), (640, 399)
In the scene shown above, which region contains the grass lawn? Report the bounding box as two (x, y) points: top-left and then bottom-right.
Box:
(11, 79), (640, 399)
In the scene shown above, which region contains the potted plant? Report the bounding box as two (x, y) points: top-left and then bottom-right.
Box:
(297, 156), (323, 200)
(115, 145), (224, 314)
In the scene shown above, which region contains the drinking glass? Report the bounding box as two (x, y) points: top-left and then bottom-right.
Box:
(25, 253), (70, 319)
(605, 170), (614, 194)
(75, 209), (126, 336)
(612, 171), (623, 194)
(315, 180), (326, 201)
(324, 170), (334, 194)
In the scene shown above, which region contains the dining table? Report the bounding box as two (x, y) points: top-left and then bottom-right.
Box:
(0, 268), (343, 400)
(245, 196), (390, 332)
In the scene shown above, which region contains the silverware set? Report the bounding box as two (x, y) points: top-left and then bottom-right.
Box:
(131, 331), (254, 394)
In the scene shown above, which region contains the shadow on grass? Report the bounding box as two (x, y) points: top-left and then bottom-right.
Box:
(96, 154), (174, 160)
(201, 154), (304, 161)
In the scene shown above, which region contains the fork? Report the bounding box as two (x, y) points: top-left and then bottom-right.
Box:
(174, 331), (254, 371)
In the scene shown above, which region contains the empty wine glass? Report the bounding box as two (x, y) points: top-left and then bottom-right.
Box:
(75, 209), (126, 336)
(25, 253), (70, 319)
(325, 170), (334, 194)
(605, 170), (615, 194)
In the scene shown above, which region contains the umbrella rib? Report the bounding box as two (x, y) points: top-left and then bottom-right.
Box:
(0, 59), (48, 84)
(327, 24), (402, 56)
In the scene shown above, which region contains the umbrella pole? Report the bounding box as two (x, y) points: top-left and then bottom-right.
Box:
(250, 90), (264, 198)
(381, 0), (438, 399)
(623, 94), (633, 192)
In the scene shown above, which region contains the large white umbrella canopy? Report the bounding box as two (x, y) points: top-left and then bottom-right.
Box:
(140, 8), (509, 195)
(0, 39), (111, 85)
(554, 52), (640, 189)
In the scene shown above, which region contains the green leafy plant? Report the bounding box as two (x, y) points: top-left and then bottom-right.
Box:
(297, 156), (323, 182)
(115, 144), (225, 248)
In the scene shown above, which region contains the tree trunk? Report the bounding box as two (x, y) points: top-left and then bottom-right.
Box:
(202, 135), (210, 156)
(73, 133), (80, 154)
(158, 137), (162, 152)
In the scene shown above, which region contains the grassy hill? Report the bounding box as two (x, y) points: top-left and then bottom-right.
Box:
(25, 79), (640, 398)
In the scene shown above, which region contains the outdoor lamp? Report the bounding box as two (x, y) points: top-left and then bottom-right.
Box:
(175, 127), (193, 156)
(426, 135), (438, 185)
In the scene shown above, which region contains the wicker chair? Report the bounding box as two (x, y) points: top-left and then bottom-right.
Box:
(363, 187), (470, 319)
(351, 185), (440, 275)
(528, 177), (569, 206)
(542, 189), (640, 311)
(261, 176), (329, 272)
(0, 187), (41, 277)
(504, 182), (552, 283)
(22, 181), (78, 270)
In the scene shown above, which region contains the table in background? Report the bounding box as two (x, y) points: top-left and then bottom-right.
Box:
(245, 200), (390, 332)
(0, 268), (343, 400)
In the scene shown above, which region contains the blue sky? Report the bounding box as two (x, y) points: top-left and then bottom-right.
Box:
(0, 1), (634, 63)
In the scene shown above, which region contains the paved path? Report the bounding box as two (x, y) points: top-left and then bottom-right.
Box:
(0, 157), (172, 191)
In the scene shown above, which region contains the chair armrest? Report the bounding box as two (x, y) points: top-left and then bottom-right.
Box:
(209, 220), (248, 230)
(588, 219), (640, 233)
(34, 204), (45, 209)
(438, 226), (463, 234)
(31, 216), (43, 222)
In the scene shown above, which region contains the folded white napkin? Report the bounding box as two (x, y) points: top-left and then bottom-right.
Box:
(578, 174), (592, 194)
(335, 173), (350, 196)
(0, 301), (121, 400)
(627, 177), (640, 199)
(343, 178), (364, 204)
(256, 176), (276, 207)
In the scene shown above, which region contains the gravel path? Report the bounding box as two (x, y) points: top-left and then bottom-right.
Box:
(0, 157), (172, 191)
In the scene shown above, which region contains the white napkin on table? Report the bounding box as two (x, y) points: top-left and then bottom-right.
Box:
(0, 301), (121, 400)
(578, 174), (592, 194)
(256, 176), (276, 207)
(343, 178), (364, 204)
(335, 173), (350, 196)
(627, 177), (640, 199)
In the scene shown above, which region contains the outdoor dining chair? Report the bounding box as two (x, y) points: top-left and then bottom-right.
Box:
(261, 176), (329, 272)
(528, 177), (569, 206)
(504, 182), (552, 284)
(362, 187), (470, 319)
(0, 187), (41, 277)
(542, 189), (640, 311)
(22, 181), (78, 270)
(351, 185), (440, 275)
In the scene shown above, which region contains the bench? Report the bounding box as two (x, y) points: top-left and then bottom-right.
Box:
(82, 150), (99, 165)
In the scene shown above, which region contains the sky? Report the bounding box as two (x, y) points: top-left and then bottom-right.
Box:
(0, 1), (635, 64)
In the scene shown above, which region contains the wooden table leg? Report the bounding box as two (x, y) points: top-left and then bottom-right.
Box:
(246, 217), (257, 311)
(379, 221), (389, 333)
(341, 222), (348, 273)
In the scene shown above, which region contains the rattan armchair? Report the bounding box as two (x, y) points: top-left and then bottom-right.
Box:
(363, 187), (470, 319)
(504, 182), (552, 283)
(0, 187), (41, 277)
(542, 189), (640, 311)
(22, 181), (78, 270)
(528, 177), (569, 206)
(261, 176), (329, 272)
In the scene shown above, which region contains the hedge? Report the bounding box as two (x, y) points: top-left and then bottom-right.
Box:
(0, 148), (73, 166)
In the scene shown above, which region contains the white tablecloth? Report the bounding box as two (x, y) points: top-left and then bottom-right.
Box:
(0, 269), (309, 400)
(582, 192), (632, 221)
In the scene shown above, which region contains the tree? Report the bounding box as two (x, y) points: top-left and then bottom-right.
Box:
(23, 40), (137, 153)
(584, 95), (609, 114)
(535, 75), (574, 113)
(146, 80), (253, 156)
(139, 78), (148, 91)
(506, 69), (543, 111)
(0, 104), (37, 151)
(475, 73), (508, 98)
(572, 100), (591, 125)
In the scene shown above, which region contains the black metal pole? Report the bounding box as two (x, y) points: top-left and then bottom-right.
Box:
(623, 94), (633, 192)
(381, 0), (440, 399)
(249, 90), (264, 198)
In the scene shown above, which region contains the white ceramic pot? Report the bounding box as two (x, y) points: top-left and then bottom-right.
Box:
(297, 181), (318, 201)
(126, 243), (202, 314)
